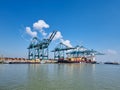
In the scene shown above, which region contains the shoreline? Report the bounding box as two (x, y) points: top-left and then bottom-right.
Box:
(0, 59), (120, 65)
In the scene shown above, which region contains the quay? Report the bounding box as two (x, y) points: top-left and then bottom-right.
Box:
(0, 57), (57, 64)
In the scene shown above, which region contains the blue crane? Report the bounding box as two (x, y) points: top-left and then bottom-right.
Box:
(28, 31), (57, 60)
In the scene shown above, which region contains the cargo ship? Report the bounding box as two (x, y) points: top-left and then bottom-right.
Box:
(57, 57), (98, 64)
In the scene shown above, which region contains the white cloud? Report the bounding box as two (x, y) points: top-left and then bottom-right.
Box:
(106, 49), (117, 55)
(60, 39), (72, 48)
(48, 31), (63, 40)
(97, 49), (119, 62)
(26, 27), (37, 37)
(53, 31), (63, 40)
(33, 20), (49, 29)
(33, 20), (49, 37)
(48, 31), (72, 48)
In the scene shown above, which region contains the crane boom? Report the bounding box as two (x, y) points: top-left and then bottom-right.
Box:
(48, 31), (57, 44)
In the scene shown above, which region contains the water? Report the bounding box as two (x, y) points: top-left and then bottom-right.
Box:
(0, 63), (120, 90)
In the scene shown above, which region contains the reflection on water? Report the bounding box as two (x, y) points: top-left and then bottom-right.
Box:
(0, 63), (120, 90)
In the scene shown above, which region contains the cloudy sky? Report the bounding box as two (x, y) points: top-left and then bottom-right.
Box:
(0, 0), (120, 62)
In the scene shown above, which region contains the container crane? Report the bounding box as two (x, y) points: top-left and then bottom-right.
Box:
(28, 31), (57, 60)
(51, 42), (74, 60)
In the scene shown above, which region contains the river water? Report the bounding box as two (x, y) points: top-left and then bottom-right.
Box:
(0, 63), (120, 90)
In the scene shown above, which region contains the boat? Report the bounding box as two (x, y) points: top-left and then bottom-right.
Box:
(57, 57), (98, 64)
(104, 62), (119, 65)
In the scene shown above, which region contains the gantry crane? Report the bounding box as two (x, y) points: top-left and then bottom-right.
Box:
(28, 31), (57, 60)
(66, 45), (104, 61)
(51, 42), (74, 60)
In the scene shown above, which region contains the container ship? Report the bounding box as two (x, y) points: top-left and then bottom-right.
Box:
(57, 57), (97, 64)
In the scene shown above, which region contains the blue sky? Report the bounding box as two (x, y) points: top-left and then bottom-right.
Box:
(0, 0), (120, 62)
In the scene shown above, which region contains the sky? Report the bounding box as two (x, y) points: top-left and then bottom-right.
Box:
(0, 0), (120, 62)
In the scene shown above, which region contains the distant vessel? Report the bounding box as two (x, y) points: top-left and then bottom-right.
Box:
(104, 62), (119, 65)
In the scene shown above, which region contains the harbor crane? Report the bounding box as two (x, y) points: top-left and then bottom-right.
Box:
(66, 45), (104, 61)
(51, 42), (74, 60)
(28, 31), (57, 60)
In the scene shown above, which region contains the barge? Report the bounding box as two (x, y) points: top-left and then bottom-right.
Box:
(104, 62), (120, 65)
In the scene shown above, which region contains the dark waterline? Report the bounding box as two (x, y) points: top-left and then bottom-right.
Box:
(0, 64), (120, 90)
